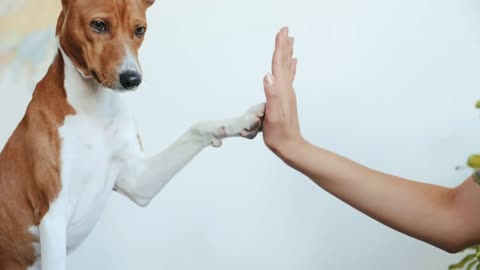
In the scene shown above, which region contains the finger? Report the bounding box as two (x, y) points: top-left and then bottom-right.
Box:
(272, 32), (282, 76)
(272, 28), (289, 77)
(287, 37), (294, 66)
(282, 27), (290, 61)
(275, 30), (283, 49)
(290, 58), (298, 81)
(282, 27), (289, 38)
(263, 73), (282, 121)
(275, 28), (288, 51)
(272, 32), (286, 76)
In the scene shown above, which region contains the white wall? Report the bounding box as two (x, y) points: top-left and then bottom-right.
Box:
(2, 0), (480, 269)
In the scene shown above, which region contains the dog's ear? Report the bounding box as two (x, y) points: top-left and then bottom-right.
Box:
(143, 0), (155, 8)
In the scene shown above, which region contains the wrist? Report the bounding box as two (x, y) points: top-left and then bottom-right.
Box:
(276, 137), (311, 166)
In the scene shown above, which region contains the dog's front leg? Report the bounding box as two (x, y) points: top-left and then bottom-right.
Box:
(39, 195), (68, 270)
(114, 103), (265, 207)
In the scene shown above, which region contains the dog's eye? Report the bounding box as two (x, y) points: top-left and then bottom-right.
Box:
(91, 21), (107, 33)
(135, 26), (146, 37)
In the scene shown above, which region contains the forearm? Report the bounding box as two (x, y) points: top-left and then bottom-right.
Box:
(261, 27), (480, 253)
(281, 140), (464, 252)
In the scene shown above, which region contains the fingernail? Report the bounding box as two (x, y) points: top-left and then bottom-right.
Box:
(265, 73), (274, 86)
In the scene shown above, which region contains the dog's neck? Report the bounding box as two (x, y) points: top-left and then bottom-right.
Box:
(57, 39), (127, 119)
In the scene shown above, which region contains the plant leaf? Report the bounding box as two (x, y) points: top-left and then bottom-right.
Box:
(450, 254), (477, 270)
(466, 260), (478, 270)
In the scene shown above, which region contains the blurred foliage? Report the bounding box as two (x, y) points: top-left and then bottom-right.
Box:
(468, 155), (480, 169)
(449, 245), (480, 270)
(449, 101), (480, 269)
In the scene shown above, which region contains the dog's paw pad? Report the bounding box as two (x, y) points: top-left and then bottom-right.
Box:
(211, 138), (223, 147)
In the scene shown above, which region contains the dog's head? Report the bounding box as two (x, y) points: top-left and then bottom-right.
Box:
(57, 0), (155, 91)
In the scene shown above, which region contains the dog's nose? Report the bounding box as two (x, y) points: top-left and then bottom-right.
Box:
(119, 71), (142, 90)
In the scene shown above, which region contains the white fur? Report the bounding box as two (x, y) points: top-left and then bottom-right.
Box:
(30, 43), (265, 270)
(121, 45), (142, 74)
(27, 226), (41, 270)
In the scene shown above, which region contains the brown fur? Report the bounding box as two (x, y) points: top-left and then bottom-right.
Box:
(0, 52), (74, 269)
(58, 0), (151, 88)
(0, 0), (153, 267)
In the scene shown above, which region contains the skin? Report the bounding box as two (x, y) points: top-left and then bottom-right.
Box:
(261, 27), (480, 254)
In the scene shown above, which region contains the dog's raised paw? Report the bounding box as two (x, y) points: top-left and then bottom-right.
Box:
(193, 103), (266, 147)
(237, 103), (265, 140)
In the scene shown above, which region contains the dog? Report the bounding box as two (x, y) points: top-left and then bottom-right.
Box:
(0, 0), (265, 269)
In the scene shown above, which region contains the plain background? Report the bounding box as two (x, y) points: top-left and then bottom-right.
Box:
(2, 0), (480, 269)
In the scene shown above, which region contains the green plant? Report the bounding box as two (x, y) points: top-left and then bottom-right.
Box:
(448, 101), (480, 269)
(449, 245), (480, 270)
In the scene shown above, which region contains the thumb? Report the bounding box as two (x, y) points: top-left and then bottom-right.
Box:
(263, 73), (281, 121)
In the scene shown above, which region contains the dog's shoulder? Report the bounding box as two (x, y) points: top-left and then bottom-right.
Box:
(0, 52), (74, 225)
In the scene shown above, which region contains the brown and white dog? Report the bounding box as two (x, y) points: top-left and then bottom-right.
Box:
(0, 0), (265, 269)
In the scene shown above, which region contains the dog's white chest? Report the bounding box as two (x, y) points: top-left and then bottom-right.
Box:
(57, 92), (140, 252)
(59, 115), (116, 251)
(37, 50), (142, 253)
